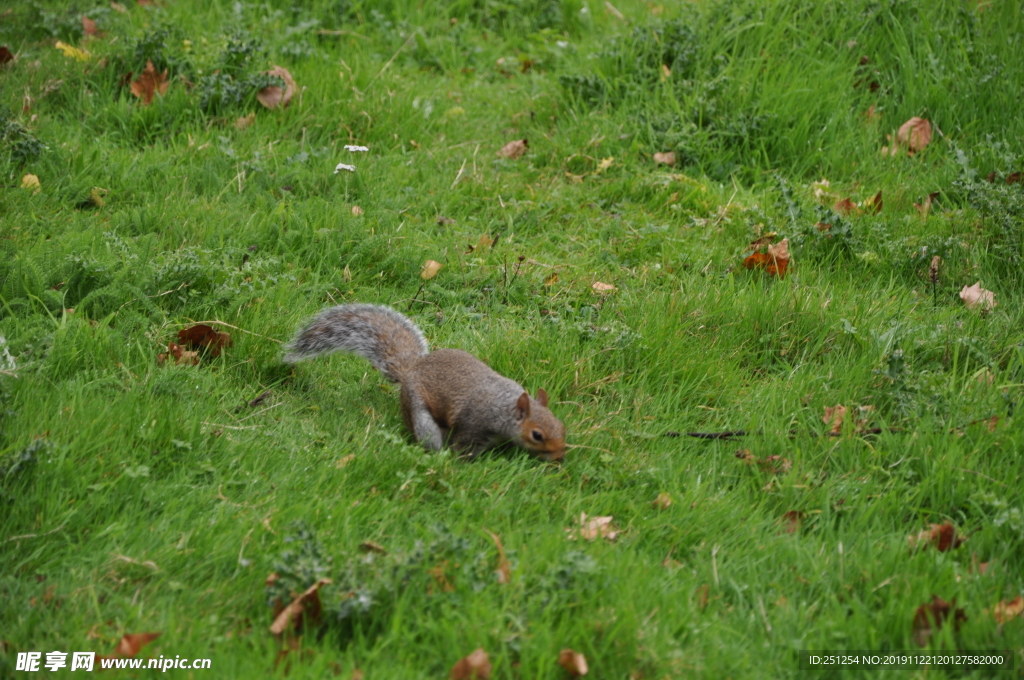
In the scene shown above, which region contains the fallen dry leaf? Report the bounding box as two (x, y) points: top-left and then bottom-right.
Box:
(1006, 172), (1021, 184)
(959, 282), (996, 310)
(130, 60), (169, 105)
(257, 65), (296, 109)
(993, 595), (1023, 624)
(781, 510), (805, 534)
(567, 513), (619, 542)
(743, 237), (790, 277)
(421, 259), (443, 280)
(653, 492), (672, 510)
(915, 192), (940, 217)
(696, 583), (709, 611)
(21, 174), (41, 194)
(110, 1), (128, 13)
(351, 670), (365, 680)
(653, 151), (676, 166)
(358, 541), (386, 555)
(734, 450), (791, 474)
(595, 157), (614, 173)
(177, 324), (232, 357)
(912, 595), (965, 647)
(475, 234), (494, 250)
(110, 632), (161, 658)
(864, 190), (883, 215)
(450, 648), (491, 680)
(834, 197), (858, 216)
(591, 281), (616, 293)
(234, 113), (255, 130)
(496, 139), (528, 159)
(897, 117), (932, 154)
(908, 522), (966, 552)
(485, 530), (511, 585)
(55, 41), (90, 61)
(82, 16), (102, 37)
(558, 649), (589, 676)
(269, 578), (331, 636)
(335, 454), (355, 468)
(351, 205), (364, 217)
(157, 341), (199, 366)
(823, 404), (847, 435)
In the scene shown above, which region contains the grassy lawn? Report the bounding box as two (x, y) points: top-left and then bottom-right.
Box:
(2, 0), (1023, 677)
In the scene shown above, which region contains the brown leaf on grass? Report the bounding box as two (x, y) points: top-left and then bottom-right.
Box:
(863, 104), (880, 122)
(157, 341), (199, 366)
(558, 649), (589, 676)
(653, 151), (676, 166)
(834, 197), (859, 216)
(743, 238), (790, 277)
(358, 541), (387, 555)
(485, 530), (511, 585)
(865, 190), (883, 215)
(351, 670), (365, 680)
(109, 632), (161, 658)
(908, 522), (966, 552)
(898, 117), (933, 154)
(450, 648), (491, 680)
(421, 259), (443, 280)
(993, 595), (1024, 624)
(496, 139), (528, 159)
(0, 46), (14, 65)
(130, 60), (169, 105)
(734, 449), (756, 462)
(475, 234), (494, 251)
(1006, 172), (1021, 185)
(567, 513), (619, 542)
(734, 450), (791, 474)
(959, 282), (996, 310)
(915, 192), (940, 217)
(696, 583), (710, 611)
(823, 404), (847, 434)
(82, 16), (103, 37)
(912, 595), (966, 647)
(652, 492), (672, 510)
(351, 205), (364, 217)
(781, 511), (805, 534)
(269, 578), (332, 636)
(177, 324), (232, 357)
(257, 66), (297, 110)
(234, 113), (255, 130)
(591, 281), (617, 293)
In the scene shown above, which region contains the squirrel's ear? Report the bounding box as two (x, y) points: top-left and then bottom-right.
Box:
(536, 388), (549, 407)
(515, 392), (531, 420)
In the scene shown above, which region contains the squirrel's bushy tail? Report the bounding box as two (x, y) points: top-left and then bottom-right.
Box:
(283, 304), (428, 381)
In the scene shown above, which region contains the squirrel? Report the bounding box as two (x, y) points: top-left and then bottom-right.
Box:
(283, 304), (565, 462)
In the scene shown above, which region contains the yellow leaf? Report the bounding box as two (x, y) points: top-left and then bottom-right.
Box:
(421, 260), (443, 280)
(20, 174), (41, 194)
(596, 157), (614, 173)
(55, 41), (90, 61)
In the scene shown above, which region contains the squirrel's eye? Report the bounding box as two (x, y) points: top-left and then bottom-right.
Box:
(531, 430), (544, 442)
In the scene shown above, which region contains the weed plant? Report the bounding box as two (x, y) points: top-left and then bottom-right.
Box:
(1, 0), (1023, 677)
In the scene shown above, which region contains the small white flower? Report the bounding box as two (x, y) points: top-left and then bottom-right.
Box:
(334, 163), (357, 173)
(344, 145), (369, 152)
(556, 40), (569, 49)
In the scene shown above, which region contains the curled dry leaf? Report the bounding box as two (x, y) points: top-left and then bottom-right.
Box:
(485, 530), (511, 585)
(234, 113), (255, 130)
(864, 190), (883, 215)
(130, 60), (169, 105)
(908, 522), (966, 552)
(358, 541), (386, 555)
(653, 492), (672, 510)
(897, 117), (932, 154)
(421, 260), (443, 280)
(269, 578), (332, 636)
(915, 192), (940, 217)
(834, 197), (858, 216)
(496, 139), (528, 159)
(21, 174), (41, 194)
(823, 404), (847, 435)
(257, 66), (296, 110)
(912, 595), (966, 647)
(558, 649), (589, 676)
(106, 632), (161, 658)
(591, 281), (616, 293)
(993, 595), (1024, 624)
(959, 282), (996, 310)
(177, 324), (232, 357)
(595, 157), (614, 173)
(82, 16), (102, 37)
(653, 151), (676, 166)
(450, 648), (491, 680)
(351, 205), (364, 217)
(0, 46), (13, 65)
(734, 450), (791, 474)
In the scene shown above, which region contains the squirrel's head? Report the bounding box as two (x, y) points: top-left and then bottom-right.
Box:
(514, 389), (566, 462)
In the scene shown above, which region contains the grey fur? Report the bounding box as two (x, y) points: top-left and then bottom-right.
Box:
(282, 303), (428, 381)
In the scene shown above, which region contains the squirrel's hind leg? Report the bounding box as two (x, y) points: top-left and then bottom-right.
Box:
(401, 389), (444, 451)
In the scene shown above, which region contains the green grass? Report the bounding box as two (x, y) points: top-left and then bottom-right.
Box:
(2, 0), (1023, 677)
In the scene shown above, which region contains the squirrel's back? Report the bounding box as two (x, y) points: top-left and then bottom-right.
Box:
(282, 303), (427, 381)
